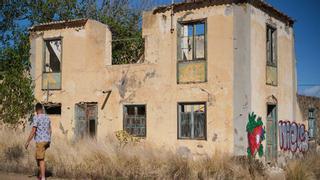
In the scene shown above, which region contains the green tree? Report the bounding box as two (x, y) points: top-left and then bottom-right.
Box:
(0, 34), (34, 125)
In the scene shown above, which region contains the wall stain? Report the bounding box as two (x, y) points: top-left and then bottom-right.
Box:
(117, 69), (156, 102)
(212, 133), (218, 142)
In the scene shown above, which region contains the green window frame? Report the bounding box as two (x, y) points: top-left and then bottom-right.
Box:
(308, 109), (316, 139)
(266, 25), (278, 86)
(266, 25), (277, 67)
(177, 21), (206, 61)
(42, 38), (62, 90)
(177, 20), (207, 84)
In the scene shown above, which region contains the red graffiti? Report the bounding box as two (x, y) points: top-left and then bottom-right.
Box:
(248, 126), (264, 156)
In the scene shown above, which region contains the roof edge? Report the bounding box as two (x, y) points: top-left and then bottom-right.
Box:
(153, 0), (294, 27)
(29, 18), (88, 32)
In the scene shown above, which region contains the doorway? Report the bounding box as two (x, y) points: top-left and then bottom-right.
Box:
(266, 104), (278, 163)
(75, 102), (98, 139)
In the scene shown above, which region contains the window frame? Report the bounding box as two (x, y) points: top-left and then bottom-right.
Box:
(266, 24), (277, 67)
(177, 19), (207, 62)
(177, 102), (207, 140)
(266, 24), (278, 86)
(42, 37), (63, 90)
(74, 102), (98, 139)
(177, 19), (208, 84)
(308, 108), (316, 139)
(123, 104), (147, 138)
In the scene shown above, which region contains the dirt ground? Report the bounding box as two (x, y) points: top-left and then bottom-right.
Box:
(0, 172), (286, 180)
(0, 172), (65, 180)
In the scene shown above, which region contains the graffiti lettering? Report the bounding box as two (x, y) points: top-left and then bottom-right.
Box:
(278, 121), (308, 152)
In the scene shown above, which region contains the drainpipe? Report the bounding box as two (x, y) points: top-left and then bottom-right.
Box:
(170, 0), (175, 33)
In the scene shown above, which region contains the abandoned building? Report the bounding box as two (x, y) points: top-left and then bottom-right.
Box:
(29, 0), (308, 162)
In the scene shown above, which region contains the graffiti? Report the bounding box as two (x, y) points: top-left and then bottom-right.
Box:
(246, 112), (265, 158)
(278, 121), (309, 153)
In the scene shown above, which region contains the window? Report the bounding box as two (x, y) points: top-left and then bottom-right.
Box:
(266, 25), (277, 67)
(42, 38), (62, 90)
(178, 103), (206, 139)
(266, 25), (278, 86)
(308, 109), (316, 139)
(177, 20), (206, 83)
(44, 103), (61, 115)
(123, 105), (146, 137)
(178, 22), (205, 61)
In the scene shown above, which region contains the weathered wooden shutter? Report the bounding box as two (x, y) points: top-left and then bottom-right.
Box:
(180, 112), (192, 138)
(272, 29), (277, 66)
(194, 112), (205, 138)
(75, 104), (87, 139)
(266, 28), (271, 64)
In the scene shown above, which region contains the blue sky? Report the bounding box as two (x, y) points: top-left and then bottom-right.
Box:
(155, 0), (320, 97)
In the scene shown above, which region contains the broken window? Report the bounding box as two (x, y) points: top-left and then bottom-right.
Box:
(177, 20), (206, 83)
(75, 102), (98, 139)
(123, 105), (146, 137)
(178, 22), (205, 61)
(42, 38), (62, 90)
(266, 25), (278, 86)
(44, 103), (61, 115)
(308, 109), (316, 139)
(178, 103), (206, 139)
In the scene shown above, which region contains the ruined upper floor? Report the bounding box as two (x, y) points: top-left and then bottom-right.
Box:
(29, 0), (296, 89)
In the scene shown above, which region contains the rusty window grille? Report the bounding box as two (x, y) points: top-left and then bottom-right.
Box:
(112, 37), (145, 65)
(178, 103), (206, 140)
(123, 105), (146, 137)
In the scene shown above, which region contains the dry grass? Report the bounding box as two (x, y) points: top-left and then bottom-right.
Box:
(285, 152), (320, 180)
(0, 128), (266, 179)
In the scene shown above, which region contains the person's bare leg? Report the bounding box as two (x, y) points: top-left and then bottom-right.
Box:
(37, 160), (40, 178)
(39, 160), (45, 180)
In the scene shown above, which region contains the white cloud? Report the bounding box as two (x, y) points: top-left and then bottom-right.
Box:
(302, 86), (320, 97)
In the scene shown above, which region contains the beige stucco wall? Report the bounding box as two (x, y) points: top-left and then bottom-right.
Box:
(99, 5), (235, 155)
(30, 20), (111, 139)
(248, 6), (307, 160)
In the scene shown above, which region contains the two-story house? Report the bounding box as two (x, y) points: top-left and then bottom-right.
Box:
(30, 0), (303, 163)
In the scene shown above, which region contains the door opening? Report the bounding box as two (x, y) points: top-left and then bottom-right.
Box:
(75, 102), (98, 139)
(266, 104), (277, 163)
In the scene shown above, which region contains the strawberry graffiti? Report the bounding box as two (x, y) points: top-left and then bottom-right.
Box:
(246, 112), (265, 158)
(278, 121), (309, 152)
